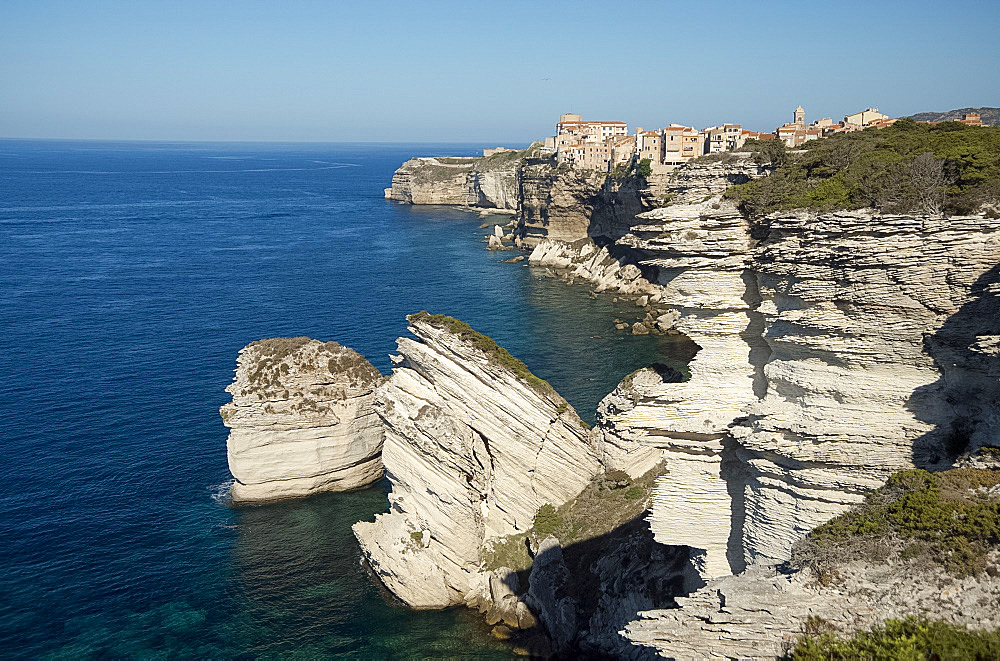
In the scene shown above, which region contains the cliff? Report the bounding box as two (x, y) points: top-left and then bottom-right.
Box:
(627, 462), (1000, 658)
(383, 152), (523, 210)
(536, 205), (1000, 582)
(384, 150), (768, 247)
(523, 199), (1000, 655)
(352, 313), (601, 609)
(221, 338), (384, 502)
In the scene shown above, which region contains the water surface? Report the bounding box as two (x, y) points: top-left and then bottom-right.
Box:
(0, 140), (692, 658)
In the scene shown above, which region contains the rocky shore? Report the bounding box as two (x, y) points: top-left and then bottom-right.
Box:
(220, 150), (1000, 658)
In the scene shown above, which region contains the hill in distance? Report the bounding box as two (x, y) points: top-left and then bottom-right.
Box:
(908, 107), (1000, 125)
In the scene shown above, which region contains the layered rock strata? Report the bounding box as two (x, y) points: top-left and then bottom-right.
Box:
(352, 314), (601, 609)
(385, 150), (767, 247)
(384, 154), (521, 209)
(625, 556), (1000, 660)
(533, 206), (1000, 582)
(222, 338), (385, 503)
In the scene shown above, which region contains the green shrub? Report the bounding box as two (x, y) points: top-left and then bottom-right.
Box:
(636, 158), (652, 178)
(533, 504), (562, 535)
(726, 122), (1000, 217)
(623, 486), (644, 500)
(795, 468), (1000, 577)
(783, 617), (1000, 660)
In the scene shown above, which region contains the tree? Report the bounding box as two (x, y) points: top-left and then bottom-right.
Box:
(750, 139), (788, 167)
(636, 158), (652, 178)
(909, 151), (947, 216)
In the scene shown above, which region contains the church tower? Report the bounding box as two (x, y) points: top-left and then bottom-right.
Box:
(794, 105), (805, 125)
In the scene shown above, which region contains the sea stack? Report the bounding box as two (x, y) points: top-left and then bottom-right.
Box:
(353, 313), (601, 609)
(221, 337), (384, 503)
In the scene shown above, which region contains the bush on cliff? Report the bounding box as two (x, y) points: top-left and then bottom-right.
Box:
(783, 616), (1000, 661)
(793, 468), (1000, 577)
(725, 121), (1000, 217)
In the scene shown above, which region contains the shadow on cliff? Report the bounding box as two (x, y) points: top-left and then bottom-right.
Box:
(501, 514), (694, 659)
(906, 263), (1000, 467)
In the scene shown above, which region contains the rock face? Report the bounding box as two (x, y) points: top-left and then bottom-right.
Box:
(653, 155), (771, 205)
(625, 557), (1000, 660)
(535, 205), (1000, 583)
(352, 314), (601, 608)
(384, 151), (767, 248)
(222, 338), (384, 503)
(383, 154), (520, 209)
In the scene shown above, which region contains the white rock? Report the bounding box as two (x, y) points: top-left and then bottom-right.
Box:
(353, 316), (601, 608)
(222, 338), (384, 503)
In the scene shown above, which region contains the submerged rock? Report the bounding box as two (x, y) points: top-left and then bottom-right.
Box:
(221, 337), (384, 503)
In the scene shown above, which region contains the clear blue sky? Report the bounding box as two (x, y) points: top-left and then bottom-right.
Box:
(2, 0), (998, 142)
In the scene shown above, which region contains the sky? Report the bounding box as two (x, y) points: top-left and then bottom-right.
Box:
(2, 0), (999, 143)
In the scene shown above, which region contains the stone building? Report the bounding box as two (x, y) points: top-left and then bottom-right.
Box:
(844, 107), (889, 126)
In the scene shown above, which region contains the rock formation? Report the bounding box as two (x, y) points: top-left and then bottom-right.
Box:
(384, 149), (768, 248)
(352, 313), (601, 609)
(222, 337), (384, 503)
(383, 153), (522, 210)
(625, 556), (1000, 659)
(537, 205), (1000, 582)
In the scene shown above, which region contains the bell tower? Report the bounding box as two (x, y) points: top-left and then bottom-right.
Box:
(794, 105), (805, 125)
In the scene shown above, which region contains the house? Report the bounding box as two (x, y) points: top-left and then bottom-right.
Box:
(663, 124), (704, 165)
(844, 107), (889, 127)
(703, 123), (744, 153)
(555, 113), (628, 143)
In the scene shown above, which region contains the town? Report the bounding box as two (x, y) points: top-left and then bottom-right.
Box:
(484, 107), (986, 173)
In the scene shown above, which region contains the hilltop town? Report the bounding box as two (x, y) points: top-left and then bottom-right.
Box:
(482, 106), (986, 173)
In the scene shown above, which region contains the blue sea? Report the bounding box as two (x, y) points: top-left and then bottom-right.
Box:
(0, 140), (694, 658)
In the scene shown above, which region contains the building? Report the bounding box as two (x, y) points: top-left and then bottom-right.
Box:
(635, 128), (663, 164)
(844, 107), (889, 127)
(663, 124), (704, 165)
(776, 124), (821, 147)
(555, 113), (628, 143)
(958, 112), (984, 126)
(703, 123), (745, 153)
(742, 129), (774, 142)
(611, 134), (638, 166)
(774, 105), (820, 146)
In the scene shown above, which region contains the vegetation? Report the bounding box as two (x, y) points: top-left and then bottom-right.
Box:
(739, 138), (789, 167)
(725, 120), (1000, 217)
(793, 468), (1000, 578)
(783, 616), (1000, 660)
(407, 312), (565, 404)
(609, 157), (652, 181)
(532, 504), (562, 535)
(909, 106), (1000, 126)
(482, 464), (665, 571)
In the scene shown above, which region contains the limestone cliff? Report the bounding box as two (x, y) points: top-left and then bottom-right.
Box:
(352, 313), (601, 609)
(222, 338), (384, 503)
(383, 153), (521, 210)
(532, 205), (1000, 583)
(385, 150), (767, 248)
(626, 555), (1000, 659)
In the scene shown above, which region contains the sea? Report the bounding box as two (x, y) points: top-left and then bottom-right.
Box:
(0, 140), (695, 659)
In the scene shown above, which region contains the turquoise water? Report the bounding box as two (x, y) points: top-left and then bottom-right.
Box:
(0, 140), (693, 658)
